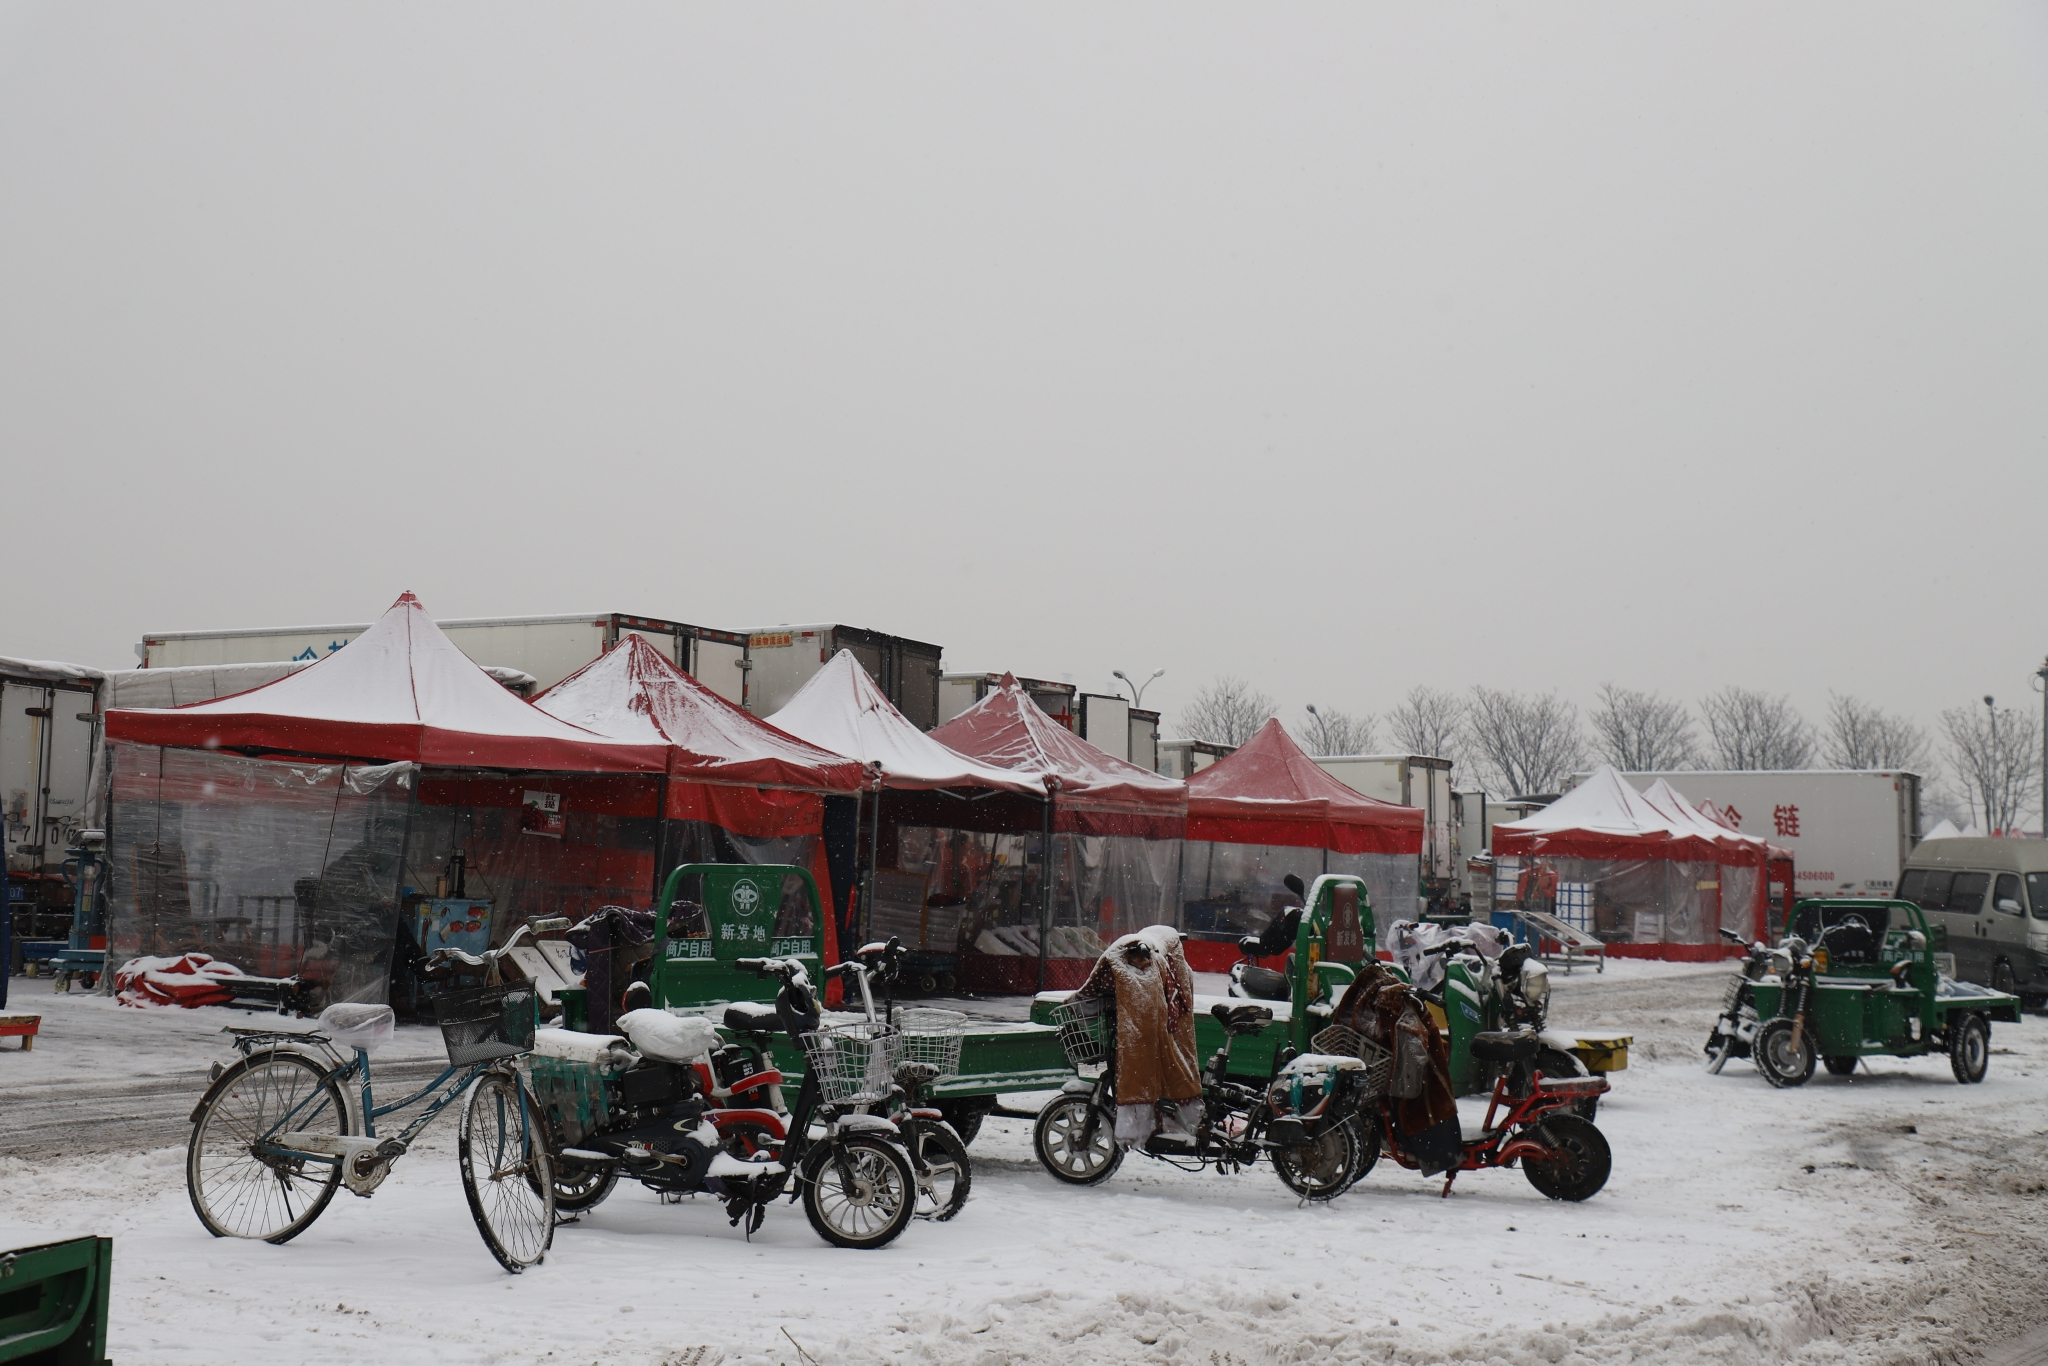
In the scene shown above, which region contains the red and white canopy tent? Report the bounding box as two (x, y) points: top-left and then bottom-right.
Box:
(100, 592), (668, 1003)
(532, 634), (867, 969)
(929, 675), (1187, 990)
(1181, 718), (1425, 971)
(1489, 767), (1792, 959)
(767, 652), (1043, 983)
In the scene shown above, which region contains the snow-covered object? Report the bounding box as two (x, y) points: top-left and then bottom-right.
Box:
(1387, 920), (1508, 994)
(0, 655), (104, 685)
(1186, 718), (1423, 855)
(1494, 767), (1775, 865)
(535, 634), (862, 790)
(768, 650), (1039, 793)
(318, 1003), (396, 1053)
(1075, 925), (1199, 1142)
(113, 953), (250, 1008)
(103, 592), (664, 771)
(617, 1008), (722, 1064)
(531, 1027), (633, 1072)
(104, 659), (537, 711)
(1922, 818), (1964, 841)
(929, 674), (1185, 837)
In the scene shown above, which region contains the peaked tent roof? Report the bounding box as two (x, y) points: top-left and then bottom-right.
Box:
(928, 674), (1186, 836)
(1638, 778), (1777, 865)
(1490, 766), (1733, 863)
(535, 635), (864, 792)
(1187, 718), (1422, 855)
(104, 593), (666, 772)
(767, 651), (1038, 794)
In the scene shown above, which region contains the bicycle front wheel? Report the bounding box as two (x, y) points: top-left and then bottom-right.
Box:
(187, 1051), (349, 1244)
(458, 1070), (555, 1272)
(802, 1133), (916, 1249)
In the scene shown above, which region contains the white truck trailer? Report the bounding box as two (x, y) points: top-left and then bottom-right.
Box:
(139, 612), (748, 704)
(1310, 754), (1457, 889)
(1, 657), (101, 876)
(1585, 769), (1923, 898)
(746, 626), (943, 729)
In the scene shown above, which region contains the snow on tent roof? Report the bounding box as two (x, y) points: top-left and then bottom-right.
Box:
(1490, 765), (1732, 863)
(103, 593), (667, 772)
(1638, 777), (1775, 865)
(767, 651), (1038, 794)
(1922, 817), (1964, 841)
(1186, 719), (1422, 855)
(928, 673), (1185, 835)
(535, 634), (863, 791)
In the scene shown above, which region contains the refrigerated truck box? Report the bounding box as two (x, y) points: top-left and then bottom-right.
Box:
(747, 626), (944, 729)
(1312, 754), (1456, 883)
(937, 673), (1075, 732)
(1581, 769), (1922, 898)
(0, 658), (100, 874)
(139, 612), (749, 703)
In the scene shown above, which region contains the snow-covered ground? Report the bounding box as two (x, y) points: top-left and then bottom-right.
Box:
(4, 961), (2048, 1365)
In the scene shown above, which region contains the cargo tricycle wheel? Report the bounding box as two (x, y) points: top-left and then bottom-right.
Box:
(1950, 1014), (1988, 1084)
(1755, 1020), (1815, 1088)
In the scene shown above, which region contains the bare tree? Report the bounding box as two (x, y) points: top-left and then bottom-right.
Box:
(1699, 687), (1813, 769)
(1177, 676), (1276, 747)
(1387, 685), (1465, 761)
(1823, 694), (1933, 772)
(1588, 684), (1697, 771)
(1296, 705), (1377, 757)
(1465, 687), (1585, 796)
(1941, 699), (2042, 836)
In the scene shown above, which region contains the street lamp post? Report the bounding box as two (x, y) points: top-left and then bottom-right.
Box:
(1112, 668), (1164, 710)
(1985, 695), (1998, 834)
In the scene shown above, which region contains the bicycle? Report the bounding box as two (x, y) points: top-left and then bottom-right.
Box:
(184, 918), (566, 1273)
(841, 939), (973, 1222)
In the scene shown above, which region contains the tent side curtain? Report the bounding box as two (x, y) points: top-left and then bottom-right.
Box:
(1494, 853), (1762, 948)
(1052, 797), (1185, 841)
(1185, 808), (1423, 857)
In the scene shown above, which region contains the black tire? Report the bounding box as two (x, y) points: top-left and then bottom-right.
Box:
(1538, 1048), (1599, 1119)
(1950, 1014), (1989, 1084)
(1032, 1094), (1123, 1186)
(937, 1100), (989, 1146)
(802, 1133), (917, 1249)
(1993, 961), (2017, 995)
(908, 1123), (972, 1221)
(938, 973), (957, 994)
(551, 1156), (619, 1213)
(187, 1051), (350, 1244)
(1822, 1056), (1859, 1077)
(1754, 1019), (1815, 1088)
(1271, 1120), (1364, 1201)
(1522, 1113), (1612, 1202)
(1344, 1113), (1382, 1190)
(459, 1071), (555, 1272)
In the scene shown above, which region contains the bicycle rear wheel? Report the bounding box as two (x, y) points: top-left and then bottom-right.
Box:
(458, 1070), (555, 1272)
(187, 1051), (349, 1244)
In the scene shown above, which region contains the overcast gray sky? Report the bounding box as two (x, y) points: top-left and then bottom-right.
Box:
(3, 3), (2045, 743)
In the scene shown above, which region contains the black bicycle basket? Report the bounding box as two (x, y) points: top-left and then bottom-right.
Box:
(433, 983), (537, 1067)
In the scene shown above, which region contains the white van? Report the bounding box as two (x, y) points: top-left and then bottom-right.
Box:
(1897, 838), (2048, 1004)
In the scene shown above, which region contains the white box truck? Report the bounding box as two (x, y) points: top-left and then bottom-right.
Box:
(1, 657), (101, 875)
(1584, 769), (1923, 898)
(746, 626), (943, 728)
(140, 612), (749, 704)
(1311, 755), (1457, 885)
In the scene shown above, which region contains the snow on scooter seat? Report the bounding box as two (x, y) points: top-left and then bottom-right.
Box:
(617, 1008), (721, 1064)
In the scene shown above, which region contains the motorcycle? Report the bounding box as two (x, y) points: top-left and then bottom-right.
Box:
(537, 953), (920, 1249)
(1035, 936), (1374, 1201)
(1703, 927), (1774, 1073)
(1361, 1025), (1613, 1201)
(1752, 917), (1881, 1089)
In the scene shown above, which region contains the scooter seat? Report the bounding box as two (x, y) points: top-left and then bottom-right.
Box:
(1211, 1003), (1274, 1036)
(723, 1002), (781, 1034)
(1469, 1030), (1539, 1064)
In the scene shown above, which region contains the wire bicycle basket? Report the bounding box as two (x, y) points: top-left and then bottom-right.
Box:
(1049, 995), (1112, 1069)
(896, 1007), (968, 1078)
(433, 983), (538, 1068)
(1310, 1024), (1392, 1100)
(800, 1021), (905, 1105)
